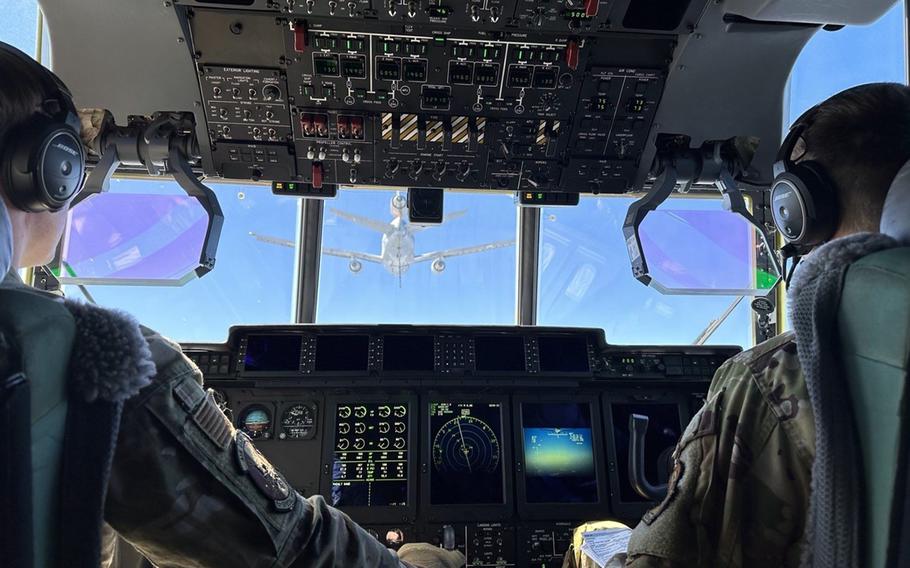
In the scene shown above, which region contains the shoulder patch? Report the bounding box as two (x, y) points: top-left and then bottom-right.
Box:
(235, 432), (296, 512)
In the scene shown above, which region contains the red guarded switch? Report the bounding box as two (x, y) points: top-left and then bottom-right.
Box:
(292, 21), (308, 53)
(565, 39), (579, 71)
(584, 0), (599, 17)
(312, 162), (324, 189)
(350, 116), (364, 139)
(300, 114), (314, 136)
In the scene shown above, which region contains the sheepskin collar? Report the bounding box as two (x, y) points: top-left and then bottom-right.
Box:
(62, 300), (155, 403)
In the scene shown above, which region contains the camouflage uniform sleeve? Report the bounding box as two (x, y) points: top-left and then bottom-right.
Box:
(625, 344), (813, 568)
(104, 329), (402, 568)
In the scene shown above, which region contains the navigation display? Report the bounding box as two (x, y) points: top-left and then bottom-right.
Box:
(429, 401), (505, 505)
(330, 402), (409, 508)
(243, 334), (302, 372)
(521, 402), (598, 503)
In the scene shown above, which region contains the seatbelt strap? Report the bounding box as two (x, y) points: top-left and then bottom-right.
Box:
(889, 369), (910, 566)
(58, 396), (123, 568)
(0, 336), (32, 568)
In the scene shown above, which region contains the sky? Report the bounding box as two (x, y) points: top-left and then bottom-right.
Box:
(4, 1), (908, 346)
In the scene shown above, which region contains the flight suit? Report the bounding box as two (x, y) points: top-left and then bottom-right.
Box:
(104, 327), (406, 567)
(566, 332), (814, 568)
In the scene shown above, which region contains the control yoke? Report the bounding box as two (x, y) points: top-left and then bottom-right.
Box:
(622, 139), (783, 295)
(77, 111), (224, 278)
(628, 414), (669, 502)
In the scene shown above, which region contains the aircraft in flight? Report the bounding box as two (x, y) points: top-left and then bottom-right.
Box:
(250, 193), (514, 277)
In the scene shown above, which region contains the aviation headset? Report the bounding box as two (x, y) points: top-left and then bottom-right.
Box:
(0, 41), (85, 213)
(770, 104), (839, 253)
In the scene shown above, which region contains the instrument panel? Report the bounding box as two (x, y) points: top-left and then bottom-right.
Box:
(185, 325), (736, 567)
(176, 1), (686, 193)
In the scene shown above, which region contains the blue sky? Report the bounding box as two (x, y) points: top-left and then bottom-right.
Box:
(4, 2), (907, 345)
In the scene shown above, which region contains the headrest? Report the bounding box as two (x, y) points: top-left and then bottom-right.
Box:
(0, 198), (11, 277)
(881, 159), (910, 245)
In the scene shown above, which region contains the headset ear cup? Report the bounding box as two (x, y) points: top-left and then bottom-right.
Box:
(771, 161), (837, 246)
(1, 116), (84, 212)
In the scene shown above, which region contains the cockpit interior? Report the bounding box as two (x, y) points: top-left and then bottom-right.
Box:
(2, 0), (908, 566)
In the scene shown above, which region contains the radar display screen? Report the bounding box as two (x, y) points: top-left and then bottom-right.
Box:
(330, 402), (409, 508)
(243, 334), (302, 372)
(521, 402), (597, 504)
(315, 335), (370, 372)
(383, 335), (435, 372)
(429, 401), (504, 505)
(538, 336), (590, 373)
(611, 403), (682, 503)
(474, 335), (526, 372)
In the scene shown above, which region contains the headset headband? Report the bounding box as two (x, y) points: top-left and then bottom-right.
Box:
(773, 104), (821, 178)
(0, 41), (80, 133)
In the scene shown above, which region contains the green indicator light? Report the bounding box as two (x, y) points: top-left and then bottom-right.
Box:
(434, 37), (445, 44)
(288, 183), (296, 190)
(537, 193), (544, 199)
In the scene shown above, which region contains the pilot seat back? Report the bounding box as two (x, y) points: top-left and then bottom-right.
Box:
(838, 160), (910, 567)
(0, 196), (76, 568)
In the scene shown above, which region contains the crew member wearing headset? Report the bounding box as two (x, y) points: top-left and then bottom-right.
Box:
(0, 42), (464, 568)
(567, 82), (910, 568)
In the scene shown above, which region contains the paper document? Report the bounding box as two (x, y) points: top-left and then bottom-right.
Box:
(579, 528), (632, 568)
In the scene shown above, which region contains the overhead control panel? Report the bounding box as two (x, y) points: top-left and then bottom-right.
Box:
(177, 2), (684, 193)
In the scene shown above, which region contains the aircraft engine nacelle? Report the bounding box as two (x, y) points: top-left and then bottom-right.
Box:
(431, 258), (446, 273)
(348, 259), (363, 273)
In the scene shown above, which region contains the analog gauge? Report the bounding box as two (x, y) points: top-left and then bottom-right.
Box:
(394, 422), (406, 434)
(354, 438), (366, 450)
(239, 405), (272, 440)
(339, 406), (352, 419)
(432, 415), (500, 474)
(393, 405), (407, 418)
(378, 438), (390, 450)
(280, 403), (317, 440)
(337, 438), (350, 450)
(379, 422), (391, 434)
(210, 389), (233, 422)
(354, 405), (368, 418)
(394, 437), (406, 449)
(354, 423), (367, 434)
(338, 423), (351, 434)
(378, 405), (392, 418)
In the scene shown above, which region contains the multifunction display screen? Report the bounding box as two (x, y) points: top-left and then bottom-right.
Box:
(383, 335), (435, 371)
(429, 401), (505, 505)
(315, 335), (370, 372)
(521, 402), (598, 503)
(330, 402), (409, 508)
(243, 334), (302, 372)
(474, 335), (526, 372)
(538, 336), (590, 373)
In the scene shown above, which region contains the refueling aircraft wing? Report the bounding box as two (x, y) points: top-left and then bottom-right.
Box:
(329, 208), (391, 233)
(322, 248), (384, 263)
(249, 232), (294, 248)
(408, 209), (468, 232)
(412, 239), (515, 263)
